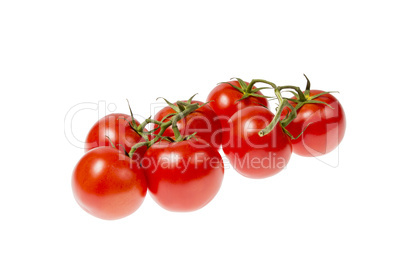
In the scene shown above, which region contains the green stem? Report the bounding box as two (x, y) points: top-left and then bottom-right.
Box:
(280, 102), (299, 128)
(245, 79), (277, 93)
(277, 85), (307, 102)
(128, 102), (200, 158)
(303, 74), (311, 97)
(258, 86), (299, 136)
(137, 118), (162, 133)
(256, 75), (334, 138)
(258, 101), (286, 137)
(171, 120), (182, 141)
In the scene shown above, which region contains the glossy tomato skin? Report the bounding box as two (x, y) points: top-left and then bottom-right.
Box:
(72, 147), (147, 220)
(142, 139), (224, 212)
(222, 106), (292, 179)
(206, 81), (268, 130)
(281, 90), (346, 157)
(153, 100), (222, 150)
(85, 113), (147, 159)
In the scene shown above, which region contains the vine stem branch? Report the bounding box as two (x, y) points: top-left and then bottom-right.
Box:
(128, 103), (200, 158)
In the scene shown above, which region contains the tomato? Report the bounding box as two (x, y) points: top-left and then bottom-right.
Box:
(142, 139), (224, 212)
(206, 81), (268, 130)
(222, 106), (292, 179)
(72, 147), (147, 220)
(153, 100), (222, 149)
(281, 90), (346, 157)
(85, 113), (147, 159)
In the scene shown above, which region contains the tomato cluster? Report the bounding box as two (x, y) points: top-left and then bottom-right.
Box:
(71, 76), (346, 220)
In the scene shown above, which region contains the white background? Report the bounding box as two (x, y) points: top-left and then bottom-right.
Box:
(1, 1), (401, 267)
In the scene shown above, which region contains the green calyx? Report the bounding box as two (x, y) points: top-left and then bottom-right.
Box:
(221, 78), (275, 102)
(126, 95), (203, 159)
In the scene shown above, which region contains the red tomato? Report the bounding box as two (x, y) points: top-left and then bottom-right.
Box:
(222, 106), (292, 179)
(153, 100), (222, 149)
(142, 139), (224, 212)
(281, 90), (346, 157)
(85, 113), (147, 159)
(206, 81), (268, 130)
(72, 147), (147, 220)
